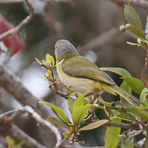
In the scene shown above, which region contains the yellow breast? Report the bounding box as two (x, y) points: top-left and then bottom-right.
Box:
(56, 60), (102, 93)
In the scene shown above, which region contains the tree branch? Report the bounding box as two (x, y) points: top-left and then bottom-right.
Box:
(112, 0), (148, 9)
(0, 65), (50, 118)
(0, 106), (62, 148)
(79, 28), (120, 54)
(0, 0), (34, 41)
(9, 124), (46, 148)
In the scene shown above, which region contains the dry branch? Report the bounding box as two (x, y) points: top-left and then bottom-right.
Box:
(79, 28), (119, 54)
(0, 0), (34, 41)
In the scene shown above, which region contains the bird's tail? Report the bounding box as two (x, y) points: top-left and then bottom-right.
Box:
(105, 85), (141, 106)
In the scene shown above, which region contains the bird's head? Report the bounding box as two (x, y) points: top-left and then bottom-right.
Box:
(54, 39), (79, 62)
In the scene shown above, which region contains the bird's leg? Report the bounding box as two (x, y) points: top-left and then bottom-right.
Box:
(89, 92), (102, 104)
(64, 86), (79, 97)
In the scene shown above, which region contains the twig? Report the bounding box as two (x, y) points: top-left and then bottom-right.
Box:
(0, 0), (34, 41)
(0, 109), (18, 120)
(112, 0), (148, 9)
(79, 28), (119, 54)
(56, 91), (68, 99)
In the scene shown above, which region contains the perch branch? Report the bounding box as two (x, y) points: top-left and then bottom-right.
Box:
(0, 0), (34, 41)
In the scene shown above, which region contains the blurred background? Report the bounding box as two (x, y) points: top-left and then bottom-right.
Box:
(0, 0), (147, 147)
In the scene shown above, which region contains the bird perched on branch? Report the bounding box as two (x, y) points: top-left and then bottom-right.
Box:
(54, 39), (140, 106)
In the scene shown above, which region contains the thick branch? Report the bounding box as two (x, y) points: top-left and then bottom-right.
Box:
(0, 0), (34, 41)
(0, 106), (62, 148)
(0, 65), (50, 118)
(112, 0), (148, 9)
(9, 124), (46, 148)
(23, 106), (62, 148)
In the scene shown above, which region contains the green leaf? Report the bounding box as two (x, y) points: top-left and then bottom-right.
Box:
(78, 119), (108, 132)
(45, 70), (52, 79)
(121, 137), (134, 148)
(6, 136), (15, 145)
(68, 96), (74, 114)
(117, 112), (136, 121)
(123, 76), (145, 95)
(72, 94), (85, 111)
(140, 88), (148, 105)
(100, 67), (131, 77)
(124, 5), (142, 29)
(42, 101), (69, 123)
(120, 80), (132, 105)
(126, 107), (148, 120)
(120, 80), (132, 93)
(105, 118), (121, 148)
(99, 98), (113, 107)
(126, 24), (145, 38)
(46, 53), (55, 66)
(63, 132), (72, 138)
(49, 117), (69, 129)
(112, 108), (136, 121)
(72, 104), (90, 124)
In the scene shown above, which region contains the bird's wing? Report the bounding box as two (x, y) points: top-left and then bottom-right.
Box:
(62, 56), (115, 85)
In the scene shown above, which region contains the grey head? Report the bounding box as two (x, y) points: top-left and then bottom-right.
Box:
(54, 39), (79, 62)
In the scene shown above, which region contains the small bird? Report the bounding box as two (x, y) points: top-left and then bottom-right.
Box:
(54, 39), (140, 106)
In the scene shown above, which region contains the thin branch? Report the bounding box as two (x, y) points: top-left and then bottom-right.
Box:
(112, 0), (148, 9)
(56, 91), (68, 99)
(79, 28), (119, 54)
(0, 0), (34, 41)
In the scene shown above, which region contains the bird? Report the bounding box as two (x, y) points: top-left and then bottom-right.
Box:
(54, 39), (141, 106)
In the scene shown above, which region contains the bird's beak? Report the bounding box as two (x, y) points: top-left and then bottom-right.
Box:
(56, 59), (64, 67)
